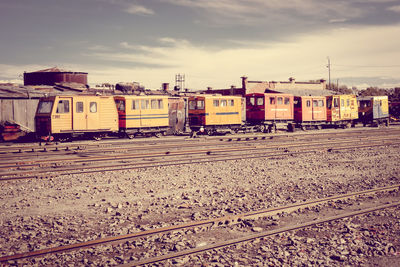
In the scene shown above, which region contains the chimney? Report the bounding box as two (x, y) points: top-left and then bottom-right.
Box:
(230, 85), (235, 95)
(241, 76), (248, 91)
(207, 87), (212, 91)
(162, 83), (169, 91)
(289, 77), (295, 83)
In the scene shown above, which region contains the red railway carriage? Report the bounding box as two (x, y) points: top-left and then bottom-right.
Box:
(246, 93), (294, 132)
(294, 96), (327, 130)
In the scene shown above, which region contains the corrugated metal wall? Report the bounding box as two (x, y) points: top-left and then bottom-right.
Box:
(0, 99), (39, 131)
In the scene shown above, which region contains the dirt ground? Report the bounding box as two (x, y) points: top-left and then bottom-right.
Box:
(0, 135), (399, 266)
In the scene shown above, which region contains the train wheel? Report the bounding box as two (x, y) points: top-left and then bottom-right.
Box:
(259, 125), (266, 133)
(92, 135), (102, 141)
(301, 125), (306, 131)
(154, 132), (162, 138)
(207, 129), (213, 136)
(126, 133), (135, 139)
(315, 125), (322, 130)
(268, 125), (276, 133)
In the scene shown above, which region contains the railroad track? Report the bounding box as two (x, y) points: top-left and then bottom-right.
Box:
(1, 184), (398, 264)
(0, 126), (399, 155)
(1, 132), (399, 181)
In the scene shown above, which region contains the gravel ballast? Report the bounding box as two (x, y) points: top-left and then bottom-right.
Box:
(0, 142), (399, 266)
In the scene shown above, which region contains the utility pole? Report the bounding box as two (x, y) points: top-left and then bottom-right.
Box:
(327, 57), (331, 90)
(175, 74), (185, 91)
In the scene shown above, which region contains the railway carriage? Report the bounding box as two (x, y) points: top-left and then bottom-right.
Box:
(114, 95), (169, 138)
(294, 96), (327, 130)
(326, 95), (358, 128)
(188, 95), (242, 135)
(35, 95), (118, 141)
(357, 96), (389, 126)
(245, 93), (294, 132)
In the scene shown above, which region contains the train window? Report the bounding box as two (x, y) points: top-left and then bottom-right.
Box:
(284, 97), (290, 105)
(37, 101), (53, 114)
(90, 102), (97, 113)
(213, 100), (219, 107)
(116, 100), (125, 111)
(132, 100), (139, 110)
(327, 99), (332, 109)
(151, 99), (158, 109)
(76, 102), (84, 113)
(351, 100), (355, 107)
(306, 100), (311, 107)
(269, 97), (275, 105)
(189, 100), (196, 110)
(347, 99), (350, 106)
(319, 100), (324, 107)
(277, 97), (283, 105)
(248, 97), (255, 106)
(221, 100), (227, 107)
(294, 99), (301, 108)
(334, 98), (339, 107)
(56, 100), (70, 114)
(257, 97), (264, 106)
(141, 100), (149, 109)
(158, 99), (164, 109)
(197, 100), (204, 109)
(313, 100), (318, 107)
(341, 99), (344, 107)
(228, 99), (234, 106)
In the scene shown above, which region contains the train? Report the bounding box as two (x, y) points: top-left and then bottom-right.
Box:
(33, 93), (390, 141)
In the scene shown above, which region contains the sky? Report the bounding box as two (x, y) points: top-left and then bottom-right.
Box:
(1, 0), (400, 90)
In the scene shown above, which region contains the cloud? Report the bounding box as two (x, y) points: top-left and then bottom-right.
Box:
(329, 18), (348, 23)
(163, 0), (366, 23)
(87, 45), (111, 51)
(125, 4), (154, 15)
(83, 23), (400, 90)
(387, 5), (400, 13)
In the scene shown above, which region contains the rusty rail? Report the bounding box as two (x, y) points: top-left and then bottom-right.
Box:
(1, 184), (398, 263)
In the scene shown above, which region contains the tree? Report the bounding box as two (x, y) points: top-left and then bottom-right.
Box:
(326, 83), (353, 94)
(358, 87), (389, 97)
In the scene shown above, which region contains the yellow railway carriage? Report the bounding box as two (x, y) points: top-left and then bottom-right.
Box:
(188, 95), (242, 135)
(114, 95), (169, 138)
(35, 95), (118, 141)
(326, 94), (358, 127)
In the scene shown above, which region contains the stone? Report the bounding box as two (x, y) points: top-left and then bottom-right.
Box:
(252, 227), (263, 232)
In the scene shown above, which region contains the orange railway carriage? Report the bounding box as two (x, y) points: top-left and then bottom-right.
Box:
(294, 96), (327, 129)
(246, 93), (294, 132)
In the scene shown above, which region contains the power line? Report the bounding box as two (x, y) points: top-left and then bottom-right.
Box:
(333, 64), (400, 68)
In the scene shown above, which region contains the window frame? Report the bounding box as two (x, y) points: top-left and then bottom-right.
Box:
(89, 102), (97, 113)
(56, 100), (70, 114)
(76, 101), (84, 113)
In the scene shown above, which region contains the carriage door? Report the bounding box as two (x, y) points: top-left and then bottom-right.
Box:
(329, 96), (340, 121)
(374, 99), (382, 119)
(73, 97), (87, 131)
(54, 97), (72, 131)
(275, 96), (288, 119)
(87, 98), (100, 130)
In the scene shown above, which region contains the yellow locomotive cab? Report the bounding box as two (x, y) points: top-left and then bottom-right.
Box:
(35, 95), (118, 140)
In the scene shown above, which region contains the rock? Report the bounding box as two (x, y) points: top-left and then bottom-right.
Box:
(106, 207), (113, 213)
(252, 227), (263, 232)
